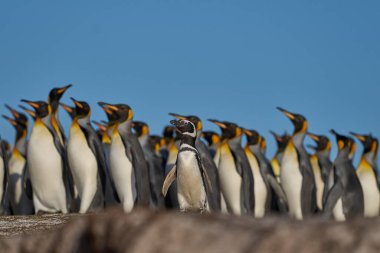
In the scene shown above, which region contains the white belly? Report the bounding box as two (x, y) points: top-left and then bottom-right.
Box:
(280, 143), (303, 219)
(28, 124), (67, 213)
(333, 197), (345, 221)
(0, 156), (4, 201)
(357, 169), (380, 217)
(246, 151), (267, 218)
(217, 145), (242, 215)
(68, 127), (99, 213)
(176, 151), (207, 211)
(110, 134), (136, 212)
(310, 156), (324, 210)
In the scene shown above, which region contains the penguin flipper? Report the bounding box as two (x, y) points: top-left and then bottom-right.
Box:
(0, 140), (9, 196)
(323, 181), (343, 219)
(266, 174), (288, 207)
(22, 164), (33, 200)
(201, 163), (213, 193)
(162, 165), (177, 197)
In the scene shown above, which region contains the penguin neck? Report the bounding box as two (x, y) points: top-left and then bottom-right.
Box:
(363, 151), (376, 168)
(335, 147), (350, 163)
(77, 115), (90, 128)
(195, 130), (202, 142)
(227, 135), (242, 149)
(138, 134), (149, 148)
(180, 135), (196, 149)
(291, 132), (306, 147)
(118, 120), (132, 136)
(14, 134), (27, 156)
(247, 143), (261, 156)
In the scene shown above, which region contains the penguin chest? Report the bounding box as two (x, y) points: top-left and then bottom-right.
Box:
(310, 156), (324, 210)
(110, 134), (136, 212)
(357, 167), (380, 217)
(246, 151), (267, 218)
(217, 145), (242, 215)
(68, 126), (98, 201)
(176, 151), (206, 210)
(8, 155), (26, 204)
(280, 142), (303, 219)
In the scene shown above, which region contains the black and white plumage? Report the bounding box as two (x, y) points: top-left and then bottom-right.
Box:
(162, 119), (211, 212)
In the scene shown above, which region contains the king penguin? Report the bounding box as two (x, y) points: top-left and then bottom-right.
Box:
(277, 107), (316, 219)
(350, 132), (379, 217)
(169, 113), (221, 212)
(67, 98), (106, 213)
(133, 121), (166, 208)
(0, 136), (9, 214)
(201, 131), (220, 159)
(269, 131), (290, 182)
(209, 119), (254, 215)
(21, 100), (67, 214)
(323, 130), (364, 221)
(162, 119), (211, 212)
(2, 105), (34, 215)
(308, 133), (333, 211)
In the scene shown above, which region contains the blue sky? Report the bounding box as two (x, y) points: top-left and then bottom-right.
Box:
(0, 0), (379, 162)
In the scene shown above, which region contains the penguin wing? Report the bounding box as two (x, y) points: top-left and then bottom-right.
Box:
(22, 164), (33, 200)
(45, 124), (66, 158)
(266, 174), (288, 207)
(323, 179), (343, 218)
(162, 165), (176, 197)
(200, 161), (213, 193)
(0, 141), (9, 195)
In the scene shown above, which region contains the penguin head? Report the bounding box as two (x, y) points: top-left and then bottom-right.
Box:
(243, 129), (261, 146)
(98, 103), (133, 123)
(201, 131), (220, 146)
(70, 98), (91, 121)
(162, 125), (175, 147)
(277, 107), (308, 135)
(170, 119), (197, 138)
(350, 132), (378, 155)
(21, 100), (49, 119)
(270, 131), (290, 152)
(98, 102), (118, 123)
(59, 102), (76, 120)
(208, 119), (242, 140)
(330, 130), (356, 159)
(308, 133), (332, 152)
(132, 121), (149, 137)
(169, 113), (203, 132)
(19, 105), (37, 121)
(148, 135), (163, 154)
(48, 84), (72, 112)
(5, 104), (28, 127)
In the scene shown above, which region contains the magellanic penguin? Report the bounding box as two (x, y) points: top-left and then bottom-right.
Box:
(323, 130), (364, 221)
(133, 121), (166, 208)
(201, 131), (220, 159)
(21, 100), (67, 214)
(350, 132), (379, 217)
(277, 107), (316, 219)
(66, 98), (106, 213)
(209, 119), (254, 215)
(169, 113), (221, 212)
(308, 133), (333, 211)
(269, 131), (290, 182)
(2, 105), (34, 214)
(99, 102), (151, 210)
(243, 129), (288, 217)
(162, 119), (211, 212)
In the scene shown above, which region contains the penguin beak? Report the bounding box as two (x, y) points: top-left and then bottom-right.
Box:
(19, 105), (36, 118)
(5, 104), (21, 119)
(270, 130), (283, 142)
(169, 113), (187, 120)
(59, 102), (74, 114)
(70, 97), (83, 109)
(243, 128), (253, 137)
(307, 144), (318, 151)
(2, 115), (17, 126)
(57, 84), (72, 95)
(308, 133), (320, 142)
(350, 132), (366, 142)
(208, 119), (227, 129)
(277, 107), (296, 120)
(21, 99), (39, 109)
(98, 102), (114, 115)
(92, 121), (107, 132)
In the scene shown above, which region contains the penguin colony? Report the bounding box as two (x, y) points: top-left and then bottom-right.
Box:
(0, 85), (377, 221)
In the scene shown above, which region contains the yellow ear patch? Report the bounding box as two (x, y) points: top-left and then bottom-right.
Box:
(236, 127), (242, 137)
(211, 134), (220, 145)
(142, 125), (149, 136)
(338, 140), (344, 150)
(197, 121), (202, 131)
(128, 109), (134, 120)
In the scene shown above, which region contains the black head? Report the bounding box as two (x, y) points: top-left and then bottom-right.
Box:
(70, 98), (90, 119)
(5, 104), (28, 127)
(270, 131), (290, 151)
(308, 133), (331, 152)
(350, 132), (378, 155)
(277, 107), (308, 135)
(148, 135), (162, 153)
(59, 102), (76, 119)
(170, 119), (196, 138)
(208, 119), (242, 140)
(98, 102), (119, 123)
(99, 103), (133, 123)
(132, 121), (149, 137)
(19, 105), (37, 121)
(243, 129), (261, 146)
(330, 129), (356, 157)
(48, 84), (72, 111)
(169, 113), (202, 131)
(201, 131), (220, 146)
(21, 100), (50, 118)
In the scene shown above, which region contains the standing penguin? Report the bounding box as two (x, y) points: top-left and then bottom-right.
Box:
(99, 102), (151, 210)
(201, 131), (220, 158)
(269, 131), (290, 182)
(308, 133), (333, 211)
(2, 106), (34, 215)
(209, 119), (254, 215)
(21, 100), (67, 214)
(277, 107), (316, 219)
(323, 130), (364, 221)
(133, 121), (166, 208)
(67, 98), (106, 213)
(162, 119), (211, 212)
(169, 113), (221, 212)
(350, 132), (379, 217)
(0, 137), (9, 214)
